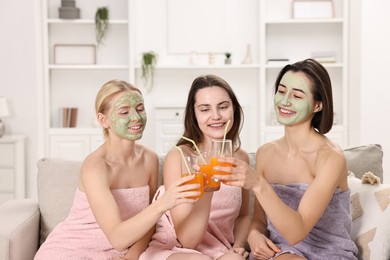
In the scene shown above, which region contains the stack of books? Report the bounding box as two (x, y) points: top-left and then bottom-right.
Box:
(311, 52), (336, 63)
(62, 107), (78, 128)
(267, 58), (289, 65)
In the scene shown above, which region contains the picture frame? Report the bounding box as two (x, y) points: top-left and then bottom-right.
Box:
(54, 44), (96, 65)
(292, 0), (334, 19)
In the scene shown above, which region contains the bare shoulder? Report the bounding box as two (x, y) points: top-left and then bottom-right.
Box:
(81, 150), (108, 174)
(256, 140), (279, 159)
(136, 144), (159, 165)
(234, 147), (249, 163)
(162, 147), (182, 167)
(316, 140), (347, 172)
(317, 140), (345, 163)
(79, 150), (110, 191)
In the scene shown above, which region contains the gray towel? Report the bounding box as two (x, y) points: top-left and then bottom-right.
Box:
(266, 183), (358, 260)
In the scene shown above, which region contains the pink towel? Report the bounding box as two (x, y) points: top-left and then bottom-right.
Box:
(140, 183), (242, 260)
(35, 186), (149, 260)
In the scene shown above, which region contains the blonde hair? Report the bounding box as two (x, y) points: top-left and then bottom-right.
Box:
(95, 79), (142, 139)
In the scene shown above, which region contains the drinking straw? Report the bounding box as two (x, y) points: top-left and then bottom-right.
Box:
(181, 136), (207, 164)
(173, 145), (192, 174)
(220, 120), (231, 156)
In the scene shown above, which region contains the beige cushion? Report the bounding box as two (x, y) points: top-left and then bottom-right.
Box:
(0, 199), (40, 260)
(344, 144), (383, 181)
(349, 173), (390, 259)
(37, 158), (81, 245)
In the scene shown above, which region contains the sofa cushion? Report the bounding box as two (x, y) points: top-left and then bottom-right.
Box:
(37, 158), (81, 245)
(348, 173), (390, 260)
(343, 144), (383, 181)
(34, 144), (384, 252)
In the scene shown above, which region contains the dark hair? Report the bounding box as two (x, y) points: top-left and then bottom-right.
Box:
(177, 74), (244, 150)
(274, 58), (334, 134)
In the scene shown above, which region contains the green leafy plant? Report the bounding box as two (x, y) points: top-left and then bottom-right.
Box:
(95, 7), (109, 46)
(141, 51), (158, 90)
(224, 52), (232, 64)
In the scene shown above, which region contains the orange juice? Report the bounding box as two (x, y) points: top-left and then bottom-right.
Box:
(210, 157), (234, 184)
(181, 173), (205, 199)
(199, 163), (220, 191)
(210, 157), (234, 175)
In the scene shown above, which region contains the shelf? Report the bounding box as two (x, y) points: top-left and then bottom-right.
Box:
(41, 0), (349, 159)
(48, 128), (102, 135)
(265, 63), (344, 69)
(48, 65), (129, 70)
(134, 64), (260, 70)
(47, 19), (128, 25)
(265, 18), (344, 24)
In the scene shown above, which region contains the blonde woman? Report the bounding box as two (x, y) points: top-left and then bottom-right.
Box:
(35, 80), (200, 259)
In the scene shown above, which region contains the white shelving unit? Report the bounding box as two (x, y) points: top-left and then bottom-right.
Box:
(40, 0), (349, 160)
(41, 0), (133, 160)
(258, 0), (349, 146)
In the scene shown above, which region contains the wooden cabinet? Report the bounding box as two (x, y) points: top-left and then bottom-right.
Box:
(0, 135), (25, 203)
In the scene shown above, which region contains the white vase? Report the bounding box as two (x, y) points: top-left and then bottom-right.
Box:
(189, 51), (199, 65)
(241, 44), (253, 64)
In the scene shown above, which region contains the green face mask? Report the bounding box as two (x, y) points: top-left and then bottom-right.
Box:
(274, 72), (314, 126)
(110, 91), (147, 141)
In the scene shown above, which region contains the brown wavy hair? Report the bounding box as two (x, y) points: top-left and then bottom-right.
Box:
(274, 59), (334, 134)
(177, 74), (244, 151)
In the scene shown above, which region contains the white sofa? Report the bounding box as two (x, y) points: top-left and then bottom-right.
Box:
(0, 144), (388, 260)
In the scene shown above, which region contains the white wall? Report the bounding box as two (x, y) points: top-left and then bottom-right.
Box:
(360, 0), (390, 183)
(0, 1), (389, 200)
(0, 0), (41, 198)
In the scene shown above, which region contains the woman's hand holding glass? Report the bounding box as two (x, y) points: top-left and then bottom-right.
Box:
(199, 139), (234, 191)
(213, 157), (261, 191)
(157, 174), (202, 212)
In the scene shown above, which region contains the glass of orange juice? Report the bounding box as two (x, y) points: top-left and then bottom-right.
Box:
(181, 156), (204, 199)
(211, 139), (233, 183)
(199, 151), (220, 192)
(198, 139), (233, 191)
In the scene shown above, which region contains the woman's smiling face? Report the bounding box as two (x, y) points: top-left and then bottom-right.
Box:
(194, 86), (234, 140)
(109, 91), (147, 141)
(274, 71), (315, 126)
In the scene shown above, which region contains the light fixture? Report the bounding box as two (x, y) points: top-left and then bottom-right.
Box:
(0, 97), (10, 138)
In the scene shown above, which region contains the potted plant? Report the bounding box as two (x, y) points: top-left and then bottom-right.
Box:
(95, 7), (109, 46)
(224, 52), (232, 64)
(141, 51), (158, 90)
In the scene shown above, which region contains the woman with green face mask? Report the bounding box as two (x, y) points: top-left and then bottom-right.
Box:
(214, 59), (358, 260)
(35, 80), (200, 260)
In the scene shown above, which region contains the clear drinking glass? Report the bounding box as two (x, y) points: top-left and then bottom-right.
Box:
(181, 156), (204, 199)
(211, 139), (233, 183)
(199, 139), (233, 191)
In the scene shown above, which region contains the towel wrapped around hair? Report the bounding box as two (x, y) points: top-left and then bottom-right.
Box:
(251, 183), (358, 260)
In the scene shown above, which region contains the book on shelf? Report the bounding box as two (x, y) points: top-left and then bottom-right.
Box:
(311, 52), (336, 63)
(62, 107), (78, 128)
(267, 58), (289, 65)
